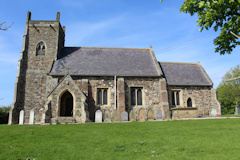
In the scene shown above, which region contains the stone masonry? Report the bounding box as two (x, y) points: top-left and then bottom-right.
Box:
(8, 12), (220, 125)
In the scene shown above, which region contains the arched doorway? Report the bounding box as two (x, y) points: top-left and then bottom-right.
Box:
(187, 98), (192, 107)
(60, 91), (73, 116)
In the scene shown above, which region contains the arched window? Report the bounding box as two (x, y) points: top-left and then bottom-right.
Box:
(137, 89), (142, 105)
(130, 87), (143, 106)
(131, 89), (136, 105)
(97, 89), (108, 105)
(103, 89), (108, 104)
(98, 89), (102, 105)
(36, 41), (46, 56)
(171, 91), (180, 106)
(187, 98), (192, 107)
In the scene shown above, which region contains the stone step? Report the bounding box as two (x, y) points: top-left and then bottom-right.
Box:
(57, 117), (76, 124)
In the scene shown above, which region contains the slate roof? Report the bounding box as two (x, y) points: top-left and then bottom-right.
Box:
(50, 47), (160, 76)
(159, 62), (213, 86)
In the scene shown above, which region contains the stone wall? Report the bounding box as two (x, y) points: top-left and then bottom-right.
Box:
(124, 77), (169, 120)
(167, 85), (221, 116)
(73, 76), (115, 121)
(70, 76), (169, 122)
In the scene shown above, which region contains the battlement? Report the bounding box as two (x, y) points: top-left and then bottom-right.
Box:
(26, 11), (65, 35)
(26, 11), (61, 22)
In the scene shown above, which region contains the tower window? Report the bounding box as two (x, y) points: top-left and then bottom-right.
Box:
(36, 41), (46, 56)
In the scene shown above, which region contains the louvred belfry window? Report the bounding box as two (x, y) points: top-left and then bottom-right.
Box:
(36, 41), (46, 56)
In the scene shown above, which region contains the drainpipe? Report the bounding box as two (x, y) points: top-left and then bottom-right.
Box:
(114, 75), (117, 109)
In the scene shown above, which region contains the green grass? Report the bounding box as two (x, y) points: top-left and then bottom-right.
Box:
(222, 114), (240, 117)
(1, 119), (240, 160)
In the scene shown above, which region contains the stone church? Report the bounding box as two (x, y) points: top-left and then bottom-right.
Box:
(8, 12), (221, 125)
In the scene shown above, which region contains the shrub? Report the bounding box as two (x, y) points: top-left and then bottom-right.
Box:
(0, 106), (11, 124)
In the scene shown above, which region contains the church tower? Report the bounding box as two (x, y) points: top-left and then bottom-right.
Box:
(8, 12), (65, 124)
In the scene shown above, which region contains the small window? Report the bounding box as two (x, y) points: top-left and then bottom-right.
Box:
(176, 92), (180, 105)
(172, 91), (180, 106)
(103, 90), (107, 104)
(131, 88), (143, 106)
(187, 98), (192, 107)
(172, 92), (175, 105)
(137, 89), (142, 105)
(131, 89), (136, 105)
(98, 90), (102, 105)
(97, 89), (108, 105)
(36, 41), (46, 56)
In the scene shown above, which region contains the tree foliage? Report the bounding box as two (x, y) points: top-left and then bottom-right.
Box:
(0, 106), (11, 124)
(217, 65), (240, 114)
(160, 0), (240, 55)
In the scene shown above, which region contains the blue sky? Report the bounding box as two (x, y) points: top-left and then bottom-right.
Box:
(0, 0), (239, 106)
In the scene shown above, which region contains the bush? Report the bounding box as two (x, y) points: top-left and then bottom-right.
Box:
(0, 106), (11, 124)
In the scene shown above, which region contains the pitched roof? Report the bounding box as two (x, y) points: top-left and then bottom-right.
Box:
(159, 62), (213, 86)
(50, 47), (161, 76)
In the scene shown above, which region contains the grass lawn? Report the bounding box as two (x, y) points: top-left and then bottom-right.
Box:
(222, 114), (240, 117)
(1, 119), (240, 160)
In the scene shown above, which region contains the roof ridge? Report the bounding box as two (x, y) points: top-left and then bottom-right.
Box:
(64, 46), (150, 50)
(159, 61), (198, 65)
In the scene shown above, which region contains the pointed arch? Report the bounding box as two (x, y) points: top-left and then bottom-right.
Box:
(187, 98), (192, 108)
(36, 41), (46, 56)
(59, 90), (74, 117)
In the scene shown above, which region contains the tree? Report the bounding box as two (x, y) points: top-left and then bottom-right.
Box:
(0, 105), (11, 124)
(160, 0), (240, 55)
(0, 22), (13, 31)
(217, 65), (240, 114)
